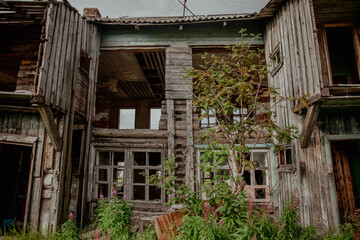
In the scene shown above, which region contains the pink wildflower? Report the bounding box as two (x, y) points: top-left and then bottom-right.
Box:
(112, 187), (118, 197)
(355, 209), (360, 214)
(99, 189), (104, 199)
(68, 212), (73, 220)
(218, 219), (224, 225)
(123, 194), (127, 200)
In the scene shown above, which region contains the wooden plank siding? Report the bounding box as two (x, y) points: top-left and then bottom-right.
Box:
(265, 0), (334, 232)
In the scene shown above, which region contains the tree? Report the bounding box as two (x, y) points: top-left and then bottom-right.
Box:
(186, 30), (299, 193)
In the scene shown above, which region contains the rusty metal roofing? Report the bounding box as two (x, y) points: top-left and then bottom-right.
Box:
(88, 13), (258, 25)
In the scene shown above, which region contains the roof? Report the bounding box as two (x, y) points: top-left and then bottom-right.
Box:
(0, 1), (48, 24)
(88, 13), (259, 25)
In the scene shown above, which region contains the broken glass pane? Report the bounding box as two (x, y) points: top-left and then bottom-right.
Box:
(133, 186), (145, 200)
(113, 168), (124, 183)
(114, 152), (124, 166)
(243, 170), (251, 185)
(134, 152), (146, 166)
(149, 152), (161, 166)
(255, 188), (266, 199)
(98, 169), (108, 181)
(149, 186), (161, 201)
(255, 170), (266, 185)
(98, 184), (108, 198)
(98, 151), (110, 165)
(253, 152), (266, 167)
(133, 169), (145, 183)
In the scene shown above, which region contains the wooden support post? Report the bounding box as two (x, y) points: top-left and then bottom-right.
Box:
(38, 105), (62, 151)
(185, 100), (194, 190)
(300, 102), (321, 148)
(167, 99), (175, 158)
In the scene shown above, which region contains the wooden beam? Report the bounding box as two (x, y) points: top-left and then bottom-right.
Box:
(37, 105), (62, 151)
(93, 128), (167, 138)
(300, 102), (321, 148)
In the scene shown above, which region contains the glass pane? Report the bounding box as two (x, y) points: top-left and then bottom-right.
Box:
(98, 152), (110, 165)
(114, 184), (124, 197)
(113, 169), (124, 184)
(134, 169), (145, 183)
(255, 188), (266, 199)
(149, 186), (161, 201)
(243, 170), (251, 185)
(133, 186), (145, 200)
(209, 116), (216, 126)
(119, 109), (136, 129)
(253, 152), (267, 167)
(114, 152), (125, 166)
(255, 170), (267, 185)
(98, 184), (108, 198)
(134, 152), (146, 166)
(149, 152), (161, 166)
(150, 108), (161, 130)
(98, 169), (108, 181)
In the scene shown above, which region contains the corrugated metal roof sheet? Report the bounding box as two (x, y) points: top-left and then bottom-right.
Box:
(88, 13), (258, 25)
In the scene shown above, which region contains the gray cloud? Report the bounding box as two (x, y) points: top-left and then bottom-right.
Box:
(68, 0), (268, 17)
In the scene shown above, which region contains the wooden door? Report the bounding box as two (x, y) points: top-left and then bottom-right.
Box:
(331, 141), (360, 222)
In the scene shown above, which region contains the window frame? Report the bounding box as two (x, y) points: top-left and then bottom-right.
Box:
(93, 148), (165, 204)
(322, 23), (360, 86)
(269, 42), (283, 76)
(196, 147), (271, 202)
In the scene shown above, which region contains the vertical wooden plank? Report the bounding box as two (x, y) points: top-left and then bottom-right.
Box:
(50, 3), (67, 107)
(45, 3), (62, 105)
(55, 5), (71, 109)
(38, 2), (56, 97)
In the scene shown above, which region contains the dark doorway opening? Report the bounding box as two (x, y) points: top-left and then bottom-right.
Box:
(331, 141), (360, 222)
(0, 143), (32, 227)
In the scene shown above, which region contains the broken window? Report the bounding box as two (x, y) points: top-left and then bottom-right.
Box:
(118, 108), (136, 129)
(325, 26), (360, 85)
(197, 149), (270, 201)
(150, 108), (161, 130)
(94, 149), (164, 203)
(269, 43), (283, 76)
(200, 109), (216, 128)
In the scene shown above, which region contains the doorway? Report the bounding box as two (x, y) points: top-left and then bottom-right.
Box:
(0, 143), (32, 227)
(331, 141), (360, 222)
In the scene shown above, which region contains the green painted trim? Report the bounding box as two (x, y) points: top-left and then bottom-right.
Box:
(323, 134), (360, 228)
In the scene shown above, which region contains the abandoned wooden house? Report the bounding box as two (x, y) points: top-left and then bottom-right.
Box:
(0, 0), (359, 233)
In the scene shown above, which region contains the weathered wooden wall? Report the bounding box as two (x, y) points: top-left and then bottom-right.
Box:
(264, 0), (338, 232)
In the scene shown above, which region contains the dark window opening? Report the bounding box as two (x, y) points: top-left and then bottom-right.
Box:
(326, 27), (359, 85)
(0, 25), (41, 92)
(0, 143), (32, 227)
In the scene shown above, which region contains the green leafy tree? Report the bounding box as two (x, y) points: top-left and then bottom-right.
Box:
(186, 29), (299, 192)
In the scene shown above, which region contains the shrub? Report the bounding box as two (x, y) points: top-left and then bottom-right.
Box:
(95, 193), (133, 239)
(176, 215), (230, 240)
(56, 218), (80, 240)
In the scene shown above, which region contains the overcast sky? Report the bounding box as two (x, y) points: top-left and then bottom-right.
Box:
(68, 0), (269, 18)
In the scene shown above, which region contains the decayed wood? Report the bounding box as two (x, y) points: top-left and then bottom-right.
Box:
(37, 105), (62, 151)
(167, 99), (175, 157)
(93, 128), (167, 138)
(300, 102), (321, 148)
(0, 133), (37, 144)
(185, 99), (194, 189)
